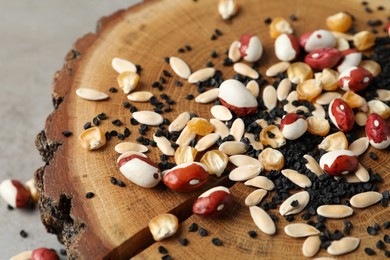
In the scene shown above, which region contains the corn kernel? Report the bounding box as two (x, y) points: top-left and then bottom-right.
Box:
(326, 12), (353, 33)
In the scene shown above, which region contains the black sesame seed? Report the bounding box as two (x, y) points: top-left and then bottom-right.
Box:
(185, 45), (192, 51)
(211, 238), (223, 246)
(290, 200), (299, 207)
(199, 228), (208, 237)
(7, 205), (14, 210)
(385, 235), (390, 243)
(365, 247), (376, 255)
(211, 34), (217, 40)
(130, 118), (139, 125)
(179, 238), (189, 246)
(368, 226), (378, 235)
(377, 240), (386, 250)
(290, 14), (298, 21)
(97, 113), (107, 120)
(161, 255), (172, 260)
(215, 29), (223, 36)
(368, 19), (383, 27)
(189, 223), (198, 232)
(86, 192), (94, 199)
(109, 87), (118, 93)
(110, 177), (117, 185)
(186, 94), (194, 100)
(117, 133), (125, 140)
(149, 140), (157, 147)
(374, 223), (381, 231)
(384, 221), (390, 229)
(267, 131), (276, 138)
(83, 122), (92, 130)
(222, 58), (233, 66)
(117, 180), (126, 187)
(110, 130), (118, 137)
(369, 152), (378, 160)
(158, 246), (168, 254)
(377, 6), (384, 10)
(124, 128), (131, 137)
(264, 17), (272, 24)
(361, 1), (368, 5)
(162, 70), (172, 78)
(211, 50), (218, 58)
(206, 61), (214, 67)
(159, 76), (167, 84)
(62, 130), (72, 137)
(174, 80), (183, 87)
(20, 230), (28, 238)
(152, 81), (162, 88)
(385, 250), (390, 257)
(60, 249), (67, 256)
(112, 119), (122, 126)
(163, 57), (170, 63)
(248, 230), (257, 238)
(123, 101), (131, 108)
(178, 47), (185, 53)
(365, 7), (373, 13)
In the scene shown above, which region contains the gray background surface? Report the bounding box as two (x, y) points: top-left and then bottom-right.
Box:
(0, 1), (141, 258)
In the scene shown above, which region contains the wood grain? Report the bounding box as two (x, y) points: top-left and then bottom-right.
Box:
(35, 0), (390, 259)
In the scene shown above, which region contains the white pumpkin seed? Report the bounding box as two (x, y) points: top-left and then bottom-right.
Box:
(350, 191), (383, 208)
(228, 40), (241, 62)
(244, 133), (264, 150)
(303, 155), (323, 177)
(348, 137), (369, 156)
(246, 80), (260, 97)
(244, 176), (274, 191)
(10, 250), (33, 260)
(176, 126), (196, 147)
(335, 37), (350, 51)
(230, 118), (245, 141)
(355, 111), (368, 126)
(315, 92), (342, 105)
(76, 88), (109, 101)
(210, 105), (233, 121)
(127, 91), (154, 102)
(114, 142), (148, 154)
(169, 112), (191, 132)
(233, 63), (259, 79)
(195, 133), (220, 152)
(376, 89), (390, 102)
(218, 141), (247, 155)
(266, 61), (290, 77)
(284, 223), (320, 238)
(327, 237), (360, 256)
(263, 85), (277, 111)
(195, 88), (219, 103)
(317, 205), (353, 218)
(302, 236), (321, 257)
(245, 189), (267, 206)
(210, 119), (230, 139)
(229, 154), (262, 167)
(279, 191), (310, 216)
(249, 206), (276, 235)
(343, 173), (362, 183)
(132, 111), (163, 126)
(312, 103), (326, 119)
(169, 57), (191, 79)
(153, 134), (175, 156)
(281, 169), (312, 188)
(354, 163), (370, 182)
(112, 57), (137, 73)
(229, 165), (262, 181)
(188, 68), (216, 83)
(277, 78), (292, 101)
(200, 150), (228, 177)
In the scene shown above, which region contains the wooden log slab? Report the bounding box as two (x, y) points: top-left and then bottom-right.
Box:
(35, 0), (390, 259)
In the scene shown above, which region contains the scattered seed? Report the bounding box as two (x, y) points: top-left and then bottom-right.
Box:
(249, 206), (276, 235)
(179, 238), (189, 246)
(62, 130), (72, 137)
(76, 88), (109, 101)
(127, 91), (154, 102)
(112, 57), (137, 73)
(86, 192), (95, 199)
(229, 154), (262, 167)
(284, 223), (320, 238)
(302, 235), (321, 257)
(158, 246), (168, 254)
(266, 62), (290, 77)
(317, 205), (353, 218)
(154, 134), (175, 156)
(132, 111), (163, 126)
(281, 169), (312, 188)
(218, 141), (247, 155)
(114, 142), (148, 154)
(199, 228), (208, 237)
(303, 154), (323, 177)
(279, 191), (310, 216)
(245, 189), (267, 207)
(228, 41), (241, 62)
(195, 88), (219, 103)
(189, 223), (198, 232)
(176, 126), (196, 147)
(365, 247), (376, 255)
(211, 237), (223, 246)
(229, 165), (262, 182)
(369, 151), (378, 160)
(244, 176), (274, 190)
(188, 68), (216, 83)
(350, 191), (383, 208)
(19, 230), (28, 238)
(327, 237), (360, 256)
(169, 57), (191, 79)
(233, 63), (259, 79)
(376, 240), (386, 250)
(348, 137), (369, 156)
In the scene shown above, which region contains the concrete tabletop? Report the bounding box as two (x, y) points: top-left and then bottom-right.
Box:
(0, 0), (141, 258)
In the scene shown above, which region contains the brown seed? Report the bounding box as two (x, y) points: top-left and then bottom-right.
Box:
(188, 68), (216, 83)
(230, 118), (245, 141)
(279, 191), (310, 216)
(211, 105), (233, 121)
(281, 169), (312, 188)
(169, 57), (191, 79)
(302, 236), (321, 257)
(284, 223), (320, 238)
(174, 146), (198, 165)
(169, 112), (191, 132)
(76, 88), (109, 101)
(263, 85), (277, 111)
(327, 237), (360, 256)
(244, 176), (274, 190)
(200, 150), (228, 177)
(153, 134), (175, 156)
(246, 80), (260, 97)
(229, 165), (262, 181)
(210, 119), (230, 139)
(218, 141), (247, 155)
(195, 88), (219, 103)
(348, 137), (369, 156)
(115, 142), (148, 154)
(350, 191), (383, 208)
(303, 154), (323, 177)
(266, 61), (290, 77)
(316, 205), (353, 218)
(127, 91), (154, 102)
(277, 78), (292, 101)
(258, 148), (284, 171)
(233, 63), (259, 79)
(245, 189), (267, 206)
(228, 40), (241, 62)
(249, 206), (276, 235)
(195, 133), (220, 152)
(133, 111), (164, 126)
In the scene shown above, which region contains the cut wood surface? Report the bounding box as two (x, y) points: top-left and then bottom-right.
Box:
(35, 0), (390, 259)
